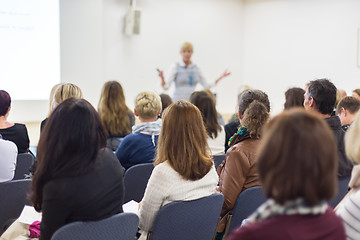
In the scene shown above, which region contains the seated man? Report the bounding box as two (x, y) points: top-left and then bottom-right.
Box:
(115, 91), (162, 170)
(304, 79), (353, 177)
(336, 96), (360, 131)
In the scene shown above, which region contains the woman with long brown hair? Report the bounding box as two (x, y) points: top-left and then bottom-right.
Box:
(138, 100), (218, 239)
(98, 81), (135, 150)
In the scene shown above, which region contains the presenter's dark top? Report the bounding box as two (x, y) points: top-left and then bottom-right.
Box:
(39, 148), (125, 240)
(0, 123), (29, 153)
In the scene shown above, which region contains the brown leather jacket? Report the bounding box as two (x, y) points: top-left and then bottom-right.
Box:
(217, 137), (261, 232)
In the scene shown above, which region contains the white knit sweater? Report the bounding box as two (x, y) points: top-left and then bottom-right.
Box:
(138, 161), (218, 239)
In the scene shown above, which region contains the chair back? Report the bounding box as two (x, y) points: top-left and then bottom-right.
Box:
(225, 186), (266, 236)
(212, 154), (225, 170)
(148, 193), (224, 240)
(123, 163), (154, 203)
(0, 179), (32, 234)
(13, 153), (34, 180)
(328, 176), (351, 208)
(51, 212), (139, 240)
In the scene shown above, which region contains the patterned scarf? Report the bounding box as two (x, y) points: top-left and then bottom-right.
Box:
(228, 126), (249, 146)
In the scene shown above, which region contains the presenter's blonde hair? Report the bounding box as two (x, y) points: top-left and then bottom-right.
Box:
(135, 91), (162, 120)
(180, 42), (193, 52)
(345, 112), (360, 163)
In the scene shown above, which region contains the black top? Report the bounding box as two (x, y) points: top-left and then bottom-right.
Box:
(40, 148), (125, 240)
(0, 123), (29, 153)
(224, 120), (240, 153)
(324, 116), (353, 178)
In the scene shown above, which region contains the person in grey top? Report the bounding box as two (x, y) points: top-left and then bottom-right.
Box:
(158, 42), (230, 101)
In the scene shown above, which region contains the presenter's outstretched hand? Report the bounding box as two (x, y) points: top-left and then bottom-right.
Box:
(157, 69), (166, 87)
(215, 69), (231, 84)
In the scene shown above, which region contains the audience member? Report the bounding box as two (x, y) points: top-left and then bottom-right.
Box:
(138, 100), (218, 240)
(336, 96), (360, 131)
(0, 138), (17, 182)
(304, 79), (353, 177)
(284, 87), (305, 110)
(30, 98), (124, 240)
(227, 109), (345, 240)
(115, 91), (162, 170)
(190, 91), (225, 155)
(216, 89), (270, 235)
(98, 81), (135, 151)
(0, 90), (30, 153)
(40, 83), (83, 132)
(159, 93), (172, 118)
(203, 89), (225, 125)
(352, 89), (360, 100)
(337, 112), (360, 239)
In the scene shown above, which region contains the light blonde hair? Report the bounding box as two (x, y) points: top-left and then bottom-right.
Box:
(135, 91), (162, 120)
(155, 100), (213, 180)
(345, 111), (360, 163)
(47, 83), (62, 117)
(98, 81), (132, 136)
(180, 42), (193, 52)
(51, 83), (83, 113)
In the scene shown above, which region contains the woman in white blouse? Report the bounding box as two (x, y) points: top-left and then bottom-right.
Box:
(138, 100), (218, 239)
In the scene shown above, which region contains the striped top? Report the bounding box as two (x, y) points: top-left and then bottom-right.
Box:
(337, 190), (360, 240)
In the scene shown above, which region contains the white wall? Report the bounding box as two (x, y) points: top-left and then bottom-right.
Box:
(242, 0), (360, 114)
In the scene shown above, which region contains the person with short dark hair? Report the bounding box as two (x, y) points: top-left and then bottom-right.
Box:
(0, 90), (30, 153)
(159, 93), (172, 118)
(284, 87), (305, 110)
(336, 96), (360, 131)
(217, 89), (270, 235)
(227, 109), (345, 240)
(304, 79), (353, 177)
(30, 98), (125, 240)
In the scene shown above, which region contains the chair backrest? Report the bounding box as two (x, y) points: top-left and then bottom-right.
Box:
(226, 186), (267, 236)
(328, 176), (351, 208)
(148, 193), (224, 240)
(123, 163), (154, 203)
(13, 153), (34, 180)
(51, 212), (139, 240)
(0, 179), (32, 234)
(212, 154), (225, 170)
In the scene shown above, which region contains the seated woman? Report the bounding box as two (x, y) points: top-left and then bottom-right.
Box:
(0, 136), (17, 182)
(284, 87), (305, 110)
(190, 91), (225, 155)
(30, 98), (125, 240)
(115, 91), (162, 170)
(138, 100), (218, 239)
(337, 111), (360, 239)
(217, 89), (270, 235)
(227, 109), (345, 240)
(98, 81), (135, 151)
(0, 90), (30, 153)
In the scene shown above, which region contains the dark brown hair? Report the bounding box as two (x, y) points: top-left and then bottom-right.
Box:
(336, 96), (360, 115)
(31, 98), (106, 211)
(0, 90), (11, 116)
(154, 100), (213, 180)
(159, 93), (173, 117)
(306, 79), (337, 115)
(284, 87), (305, 110)
(258, 109), (338, 206)
(190, 91), (221, 139)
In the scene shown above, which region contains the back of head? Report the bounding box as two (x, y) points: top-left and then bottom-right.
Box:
(337, 96), (360, 115)
(190, 91), (221, 139)
(353, 89), (360, 98)
(345, 112), (360, 164)
(98, 81), (131, 136)
(155, 100), (213, 180)
(284, 87), (305, 110)
(47, 83), (63, 116)
(135, 91), (162, 120)
(159, 93), (172, 115)
(306, 79), (337, 115)
(258, 109), (338, 206)
(238, 89), (270, 116)
(51, 83), (83, 112)
(32, 98), (106, 210)
(0, 90), (11, 117)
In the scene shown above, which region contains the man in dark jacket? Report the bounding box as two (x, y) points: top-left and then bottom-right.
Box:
(304, 79), (353, 177)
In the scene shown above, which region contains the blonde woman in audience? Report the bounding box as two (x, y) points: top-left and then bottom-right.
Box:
(40, 83), (83, 131)
(337, 111), (360, 239)
(352, 89), (360, 100)
(138, 100), (218, 239)
(115, 91), (162, 170)
(227, 109), (345, 240)
(0, 90), (30, 153)
(216, 89), (270, 237)
(98, 81), (135, 150)
(190, 91), (225, 155)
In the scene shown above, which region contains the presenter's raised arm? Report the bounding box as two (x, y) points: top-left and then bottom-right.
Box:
(215, 70), (231, 84)
(157, 69), (166, 87)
